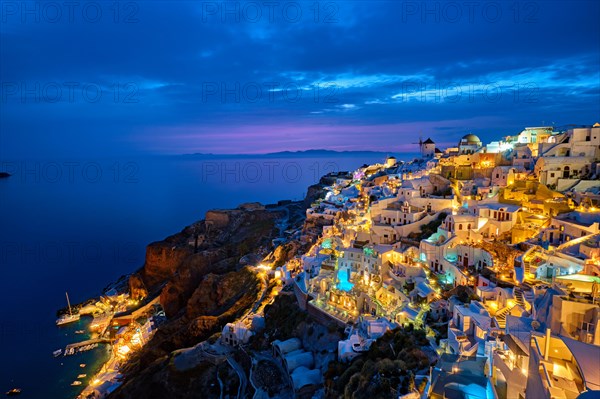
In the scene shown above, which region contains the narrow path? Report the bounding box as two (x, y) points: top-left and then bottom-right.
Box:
(216, 370), (224, 399)
(249, 357), (268, 399)
(226, 355), (247, 399)
(251, 274), (270, 314)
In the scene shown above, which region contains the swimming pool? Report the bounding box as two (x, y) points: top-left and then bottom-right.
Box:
(336, 268), (354, 291)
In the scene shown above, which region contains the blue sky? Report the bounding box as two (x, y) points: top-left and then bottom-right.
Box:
(1, 0), (599, 157)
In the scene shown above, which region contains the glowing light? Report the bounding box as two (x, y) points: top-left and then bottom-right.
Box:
(118, 345), (131, 356)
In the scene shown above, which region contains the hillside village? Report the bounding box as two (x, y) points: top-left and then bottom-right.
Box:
(76, 124), (600, 399)
(271, 123), (600, 399)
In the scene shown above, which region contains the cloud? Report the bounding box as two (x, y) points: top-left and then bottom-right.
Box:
(1, 1), (599, 157)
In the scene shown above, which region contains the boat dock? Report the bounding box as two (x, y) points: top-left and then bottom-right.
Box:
(64, 338), (111, 356)
(112, 296), (161, 323)
(90, 312), (114, 337)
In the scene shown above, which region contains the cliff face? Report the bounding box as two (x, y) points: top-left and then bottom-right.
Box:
(129, 204), (282, 312)
(109, 178), (333, 399)
(112, 202), (306, 398)
(159, 249), (227, 317)
(205, 209), (230, 228)
(142, 242), (194, 289)
(185, 267), (261, 319)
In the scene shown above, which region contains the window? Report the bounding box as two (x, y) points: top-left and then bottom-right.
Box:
(459, 224), (463, 230)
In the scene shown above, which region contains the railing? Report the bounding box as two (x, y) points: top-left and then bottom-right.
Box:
(539, 362), (554, 398)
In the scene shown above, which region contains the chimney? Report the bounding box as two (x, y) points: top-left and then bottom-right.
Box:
(544, 328), (551, 361)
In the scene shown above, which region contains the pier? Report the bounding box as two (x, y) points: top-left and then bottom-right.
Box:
(112, 296), (161, 324)
(64, 338), (112, 356)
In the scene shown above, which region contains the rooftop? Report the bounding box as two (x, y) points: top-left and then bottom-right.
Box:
(460, 134), (482, 144)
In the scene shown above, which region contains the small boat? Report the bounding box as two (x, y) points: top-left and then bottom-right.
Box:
(56, 292), (80, 326)
(56, 313), (80, 326)
(70, 381), (82, 386)
(75, 330), (85, 334)
(53, 349), (62, 357)
(5, 388), (21, 396)
(79, 364), (86, 368)
(77, 374), (86, 379)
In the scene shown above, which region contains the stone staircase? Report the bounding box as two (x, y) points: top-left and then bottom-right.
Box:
(514, 286), (534, 312)
(514, 288), (525, 308)
(495, 305), (515, 330)
(523, 290), (535, 306)
(523, 261), (530, 277)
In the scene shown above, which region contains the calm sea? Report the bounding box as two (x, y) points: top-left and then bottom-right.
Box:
(0, 152), (414, 398)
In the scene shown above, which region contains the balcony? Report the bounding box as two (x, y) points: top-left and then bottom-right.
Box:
(448, 327), (478, 357)
(531, 335), (585, 399)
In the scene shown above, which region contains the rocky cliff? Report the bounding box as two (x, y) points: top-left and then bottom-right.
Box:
(108, 175), (333, 399)
(110, 198), (313, 398)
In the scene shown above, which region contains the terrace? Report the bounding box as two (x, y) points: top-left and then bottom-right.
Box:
(530, 334), (586, 399)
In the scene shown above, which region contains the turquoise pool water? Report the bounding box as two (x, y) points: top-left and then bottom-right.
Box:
(336, 269), (354, 291)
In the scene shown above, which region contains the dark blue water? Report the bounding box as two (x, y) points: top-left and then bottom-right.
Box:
(0, 153), (412, 398)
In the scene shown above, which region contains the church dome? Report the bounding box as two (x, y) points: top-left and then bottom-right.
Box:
(460, 134), (482, 145)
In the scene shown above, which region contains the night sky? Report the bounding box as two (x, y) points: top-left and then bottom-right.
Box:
(1, 1), (599, 157)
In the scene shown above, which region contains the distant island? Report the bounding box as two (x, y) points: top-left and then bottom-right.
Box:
(182, 149), (420, 159)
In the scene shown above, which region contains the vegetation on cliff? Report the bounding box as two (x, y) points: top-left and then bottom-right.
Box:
(324, 326), (432, 399)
